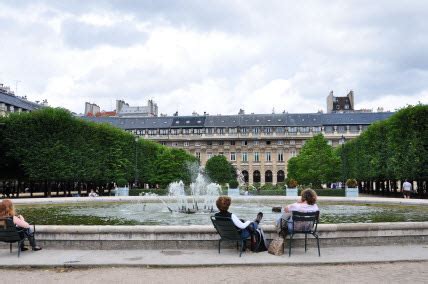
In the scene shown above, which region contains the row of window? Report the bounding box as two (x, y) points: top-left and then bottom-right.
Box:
(199, 151), (296, 162)
(163, 138), (347, 148)
(164, 140), (300, 147)
(131, 125), (365, 136)
(241, 170), (286, 183)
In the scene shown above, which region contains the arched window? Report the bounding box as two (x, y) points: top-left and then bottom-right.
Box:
(277, 170), (285, 183)
(265, 170), (273, 183)
(242, 170), (249, 183)
(253, 170), (261, 183)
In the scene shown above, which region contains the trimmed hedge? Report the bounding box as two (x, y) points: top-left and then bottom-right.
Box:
(129, 187), (345, 197)
(129, 188), (169, 196)
(299, 188), (345, 197)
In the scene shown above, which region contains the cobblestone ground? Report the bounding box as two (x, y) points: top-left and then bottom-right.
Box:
(1, 261), (427, 284)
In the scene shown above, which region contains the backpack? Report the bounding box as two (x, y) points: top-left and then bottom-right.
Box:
(251, 228), (268, 252)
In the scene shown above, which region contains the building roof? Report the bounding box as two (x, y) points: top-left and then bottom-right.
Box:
(0, 91), (43, 111)
(83, 111), (394, 129)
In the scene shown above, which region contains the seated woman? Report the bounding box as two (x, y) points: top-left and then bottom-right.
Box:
(0, 199), (42, 251)
(215, 196), (262, 239)
(276, 189), (319, 235)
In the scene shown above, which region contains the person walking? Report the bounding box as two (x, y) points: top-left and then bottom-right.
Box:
(402, 180), (412, 199)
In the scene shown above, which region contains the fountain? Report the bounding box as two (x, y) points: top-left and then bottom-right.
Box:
(167, 173), (221, 214)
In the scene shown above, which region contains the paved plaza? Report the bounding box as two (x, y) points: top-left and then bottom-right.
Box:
(0, 261), (427, 283)
(0, 244), (427, 283)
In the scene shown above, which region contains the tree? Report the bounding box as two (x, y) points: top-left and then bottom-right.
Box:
(0, 107), (198, 191)
(287, 134), (341, 188)
(205, 155), (237, 184)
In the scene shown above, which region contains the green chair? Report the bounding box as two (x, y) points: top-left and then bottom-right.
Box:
(287, 211), (320, 257)
(0, 217), (30, 257)
(210, 215), (249, 257)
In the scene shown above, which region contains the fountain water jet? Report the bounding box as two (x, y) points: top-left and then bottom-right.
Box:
(167, 173), (221, 214)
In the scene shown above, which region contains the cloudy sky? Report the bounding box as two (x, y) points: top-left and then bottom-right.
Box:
(0, 1), (427, 115)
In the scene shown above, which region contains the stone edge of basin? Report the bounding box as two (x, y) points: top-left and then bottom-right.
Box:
(12, 196), (428, 206)
(36, 222), (428, 234)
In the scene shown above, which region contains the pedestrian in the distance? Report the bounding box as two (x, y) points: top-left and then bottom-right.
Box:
(402, 180), (412, 199)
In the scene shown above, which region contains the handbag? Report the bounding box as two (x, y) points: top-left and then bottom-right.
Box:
(268, 237), (284, 256)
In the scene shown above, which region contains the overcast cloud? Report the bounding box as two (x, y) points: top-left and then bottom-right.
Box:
(0, 0), (427, 115)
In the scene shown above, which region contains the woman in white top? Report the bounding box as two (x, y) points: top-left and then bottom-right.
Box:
(215, 196), (262, 239)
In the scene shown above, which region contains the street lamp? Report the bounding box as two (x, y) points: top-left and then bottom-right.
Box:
(134, 136), (139, 188)
(340, 135), (346, 189)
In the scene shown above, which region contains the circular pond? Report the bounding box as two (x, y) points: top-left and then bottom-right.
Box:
(15, 200), (428, 226)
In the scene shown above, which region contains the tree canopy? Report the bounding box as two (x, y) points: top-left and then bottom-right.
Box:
(0, 108), (197, 187)
(287, 134), (341, 188)
(205, 155), (237, 184)
(338, 105), (428, 183)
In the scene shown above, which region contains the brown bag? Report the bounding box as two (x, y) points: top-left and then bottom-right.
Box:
(268, 237), (284, 256)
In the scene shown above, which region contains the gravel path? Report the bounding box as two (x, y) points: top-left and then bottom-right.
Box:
(1, 261), (427, 284)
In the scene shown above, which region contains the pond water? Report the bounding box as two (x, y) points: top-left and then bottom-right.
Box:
(16, 201), (428, 226)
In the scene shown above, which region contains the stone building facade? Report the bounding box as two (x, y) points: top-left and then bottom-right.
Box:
(87, 111), (393, 185)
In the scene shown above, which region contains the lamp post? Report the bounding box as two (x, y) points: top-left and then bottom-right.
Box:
(340, 135), (346, 189)
(134, 136), (139, 188)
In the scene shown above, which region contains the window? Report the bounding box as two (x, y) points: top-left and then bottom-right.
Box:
(184, 141), (189, 147)
(241, 140), (248, 146)
(266, 141), (271, 145)
(161, 142), (167, 146)
(219, 141), (224, 146)
(159, 129), (169, 135)
(300, 127), (309, 133)
(324, 126), (334, 133)
(276, 127), (284, 133)
(195, 142), (201, 147)
(278, 151), (284, 162)
(265, 152), (271, 162)
(277, 140), (284, 145)
(264, 127), (272, 134)
(253, 127), (260, 134)
(230, 152), (236, 161)
(290, 140), (295, 145)
(172, 142), (179, 147)
(254, 152), (259, 162)
(207, 152), (213, 159)
(240, 127), (247, 134)
(242, 152), (248, 162)
(207, 141), (212, 146)
(291, 150), (297, 157)
(207, 128), (214, 134)
(288, 127), (297, 133)
(229, 128), (237, 134)
(194, 128), (203, 135)
(217, 128), (225, 134)
(337, 126), (346, 133)
(327, 140), (332, 145)
(230, 141), (235, 146)
(312, 127), (321, 133)
(196, 152), (201, 160)
(253, 140), (259, 146)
